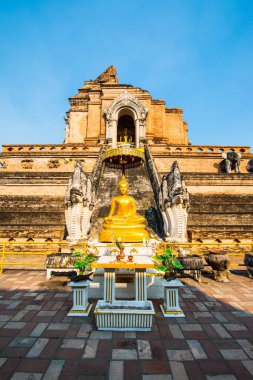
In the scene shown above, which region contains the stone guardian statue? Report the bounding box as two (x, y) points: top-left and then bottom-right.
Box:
(159, 161), (190, 242)
(65, 160), (94, 242)
(221, 151), (241, 173)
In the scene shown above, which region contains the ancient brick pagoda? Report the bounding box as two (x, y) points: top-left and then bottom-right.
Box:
(0, 66), (252, 245)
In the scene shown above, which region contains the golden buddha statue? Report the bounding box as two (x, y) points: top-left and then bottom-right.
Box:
(99, 175), (150, 242)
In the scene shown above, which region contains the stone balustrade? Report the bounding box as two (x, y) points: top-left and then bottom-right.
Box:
(1, 144), (93, 154)
(2, 144), (251, 155)
(163, 145), (250, 154)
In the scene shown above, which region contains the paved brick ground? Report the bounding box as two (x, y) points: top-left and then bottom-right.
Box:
(0, 269), (253, 379)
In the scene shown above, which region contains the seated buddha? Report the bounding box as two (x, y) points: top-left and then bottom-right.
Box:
(99, 175), (150, 243)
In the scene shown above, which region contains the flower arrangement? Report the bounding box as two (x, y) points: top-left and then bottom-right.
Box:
(153, 245), (184, 280)
(112, 236), (125, 261)
(115, 237), (124, 250)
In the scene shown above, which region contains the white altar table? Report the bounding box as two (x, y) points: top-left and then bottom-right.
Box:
(94, 255), (155, 330)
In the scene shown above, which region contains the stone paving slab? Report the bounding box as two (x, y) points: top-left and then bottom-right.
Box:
(0, 270), (252, 379)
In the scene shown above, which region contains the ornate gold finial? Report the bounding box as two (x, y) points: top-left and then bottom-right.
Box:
(118, 175), (128, 189)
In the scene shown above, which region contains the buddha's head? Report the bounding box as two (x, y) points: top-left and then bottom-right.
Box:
(118, 175), (128, 195)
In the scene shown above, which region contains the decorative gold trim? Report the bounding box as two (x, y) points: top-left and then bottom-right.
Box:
(96, 263), (154, 269)
(94, 310), (155, 315)
(102, 147), (144, 161)
(69, 304), (92, 314)
(161, 304), (183, 314)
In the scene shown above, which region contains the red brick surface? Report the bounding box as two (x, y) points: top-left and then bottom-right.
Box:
(0, 269), (253, 379)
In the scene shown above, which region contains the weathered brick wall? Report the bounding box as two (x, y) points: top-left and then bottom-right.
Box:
(0, 172), (70, 240)
(0, 196), (65, 239)
(0, 149), (252, 243)
(187, 193), (253, 241)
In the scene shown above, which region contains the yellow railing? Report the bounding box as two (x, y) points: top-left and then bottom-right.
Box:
(0, 241), (88, 274)
(158, 242), (252, 254)
(157, 242), (252, 268)
(0, 241), (251, 274)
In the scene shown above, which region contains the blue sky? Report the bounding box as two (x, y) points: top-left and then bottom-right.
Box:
(0, 0), (252, 148)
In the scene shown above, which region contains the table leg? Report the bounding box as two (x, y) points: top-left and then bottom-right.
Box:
(104, 269), (115, 302)
(135, 269), (147, 301)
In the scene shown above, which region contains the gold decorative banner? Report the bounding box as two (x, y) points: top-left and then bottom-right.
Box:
(102, 147), (145, 169)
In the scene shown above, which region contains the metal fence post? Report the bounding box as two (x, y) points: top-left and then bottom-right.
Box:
(0, 242), (6, 274)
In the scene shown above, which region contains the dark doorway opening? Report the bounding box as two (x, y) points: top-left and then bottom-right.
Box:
(117, 115), (135, 144)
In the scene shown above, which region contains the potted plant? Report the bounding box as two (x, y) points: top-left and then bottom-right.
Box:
(177, 248), (204, 282)
(205, 249), (230, 282)
(67, 249), (97, 317)
(244, 246), (253, 278)
(71, 250), (97, 278)
(153, 246), (184, 280)
(153, 245), (185, 318)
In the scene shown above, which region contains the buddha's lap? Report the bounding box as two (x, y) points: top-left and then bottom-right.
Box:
(104, 216), (146, 225)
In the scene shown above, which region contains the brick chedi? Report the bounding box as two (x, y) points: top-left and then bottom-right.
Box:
(0, 66), (252, 245)
(65, 65), (188, 147)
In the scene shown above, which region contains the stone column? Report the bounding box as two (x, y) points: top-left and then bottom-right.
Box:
(112, 120), (117, 148)
(104, 269), (116, 302)
(135, 269), (147, 301)
(160, 279), (184, 317)
(68, 281), (92, 317)
(135, 119), (140, 148)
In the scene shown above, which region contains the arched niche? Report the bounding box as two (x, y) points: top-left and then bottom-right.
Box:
(104, 91), (148, 148)
(117, 108), (135, 145)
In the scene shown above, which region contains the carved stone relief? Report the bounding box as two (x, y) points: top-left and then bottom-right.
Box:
(146, 146), (190, 241)
(65, 160), (94, 242)
(21, 159), (34, 169)
(0, 160), (7, 169)
(159, 161), (190, 242)
(48, 159), (60, 169)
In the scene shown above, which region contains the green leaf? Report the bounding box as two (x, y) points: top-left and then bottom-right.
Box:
(153, 254), (167, 261)
(74, 262), (85, 268)
(71, 251), (82, 257)
(84, 257), (92, 263)
(74, 255), (96, 267)
(165, 248), (173, 256)
(155, 264), (167, 272)
(172, 259), (184, 269)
